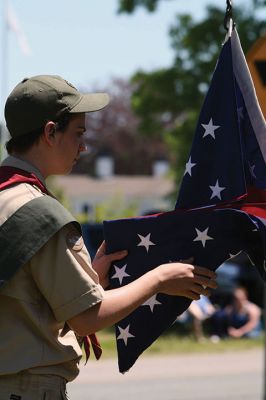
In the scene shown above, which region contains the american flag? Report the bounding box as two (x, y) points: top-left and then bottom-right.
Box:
(176, 30), (266, 210)
(103, 29), (266, 373)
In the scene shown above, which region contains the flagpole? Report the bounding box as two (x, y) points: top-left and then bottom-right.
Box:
(1, 0), (9, 161)
(224, 5), (266, 397)
(1, 0), (8, 111)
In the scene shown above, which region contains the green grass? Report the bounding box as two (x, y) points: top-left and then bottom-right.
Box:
(92, 328), (264, 360)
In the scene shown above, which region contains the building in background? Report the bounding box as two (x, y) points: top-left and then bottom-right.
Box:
(53, 173), (174, 219)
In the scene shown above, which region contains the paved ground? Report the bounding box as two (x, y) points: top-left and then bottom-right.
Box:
(67, 348), (264, 400)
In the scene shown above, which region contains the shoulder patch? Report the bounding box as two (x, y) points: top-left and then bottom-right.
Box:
(66, 230), (84, 251)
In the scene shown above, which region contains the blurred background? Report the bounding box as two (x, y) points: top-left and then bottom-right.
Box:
(1, 1), (266, 398)
(1, 0), (266, 313)
(1, 3), (266, 397)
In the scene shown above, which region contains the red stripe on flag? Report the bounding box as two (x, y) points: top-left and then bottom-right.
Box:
(238, 204), (266, 220)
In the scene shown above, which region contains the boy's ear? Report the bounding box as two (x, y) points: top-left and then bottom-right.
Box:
(43, 121), (56, 146)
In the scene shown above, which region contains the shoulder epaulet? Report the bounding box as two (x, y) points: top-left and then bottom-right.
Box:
(0, 196), (81, 287)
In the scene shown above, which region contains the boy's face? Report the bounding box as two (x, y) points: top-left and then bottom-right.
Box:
(52, 113), (87, 175)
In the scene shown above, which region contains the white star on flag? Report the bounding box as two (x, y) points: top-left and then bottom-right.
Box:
(193, 227), (214, 248)
(209, 179), (226, 200)
(137, 233), (155, 253)
(201, 118), (220, 139)
(117, 325), (135, 346)
(141, 295), (162, 312)
(111, 264), (130, 285)
(184, 157), (197, 176)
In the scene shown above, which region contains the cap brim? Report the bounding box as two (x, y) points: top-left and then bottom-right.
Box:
(70, 93), (110, 113)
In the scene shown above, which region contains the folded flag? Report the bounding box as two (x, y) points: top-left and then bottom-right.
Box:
(103, 29), (266, 373)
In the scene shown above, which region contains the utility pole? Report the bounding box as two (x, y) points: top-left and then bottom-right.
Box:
(1, 0), (9, 161)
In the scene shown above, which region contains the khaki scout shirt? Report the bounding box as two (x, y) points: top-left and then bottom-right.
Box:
(0, 156), (104, 381)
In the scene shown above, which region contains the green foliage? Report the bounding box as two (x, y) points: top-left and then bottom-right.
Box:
(118, 0), (266, 13)
(126, 3), (266, 189)
(131, 68), (180, 136)
(94, 328), (264, 359)
(46, 177), (70, 209)
(93, 193), (139, 222)
(74, 195), (139, 224)
(253, 0), (266, 6)
(117, 0), (162, 13)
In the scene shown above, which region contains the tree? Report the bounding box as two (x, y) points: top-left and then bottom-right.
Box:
(117, 1), (266, 190)
(118, 0), (161, 13)
(118, 0), (266, 13)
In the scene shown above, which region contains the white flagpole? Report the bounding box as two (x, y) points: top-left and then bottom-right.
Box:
(1, 0), (32, 161)
(2, 0), (8, 107)
(1, 0), (9, 160)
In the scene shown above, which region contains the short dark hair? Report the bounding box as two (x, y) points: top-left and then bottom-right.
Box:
(6, 113), (72, 154)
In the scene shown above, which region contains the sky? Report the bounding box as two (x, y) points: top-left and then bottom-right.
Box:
(0, 0), (261, 111)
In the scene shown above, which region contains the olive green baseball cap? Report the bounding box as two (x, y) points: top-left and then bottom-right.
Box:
(5, 75), (110, 137)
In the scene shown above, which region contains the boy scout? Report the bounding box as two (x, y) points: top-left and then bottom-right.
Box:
(0, 75), (217, 399)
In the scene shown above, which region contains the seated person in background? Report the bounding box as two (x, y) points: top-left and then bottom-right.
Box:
(177, 296), (216, 342)
(211, 286), (262, 339)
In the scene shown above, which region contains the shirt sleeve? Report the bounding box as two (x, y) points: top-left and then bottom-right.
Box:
(29, 224), (104, 322)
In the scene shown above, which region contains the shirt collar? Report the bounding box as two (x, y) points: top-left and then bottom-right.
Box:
(1, 155), (46, 186)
